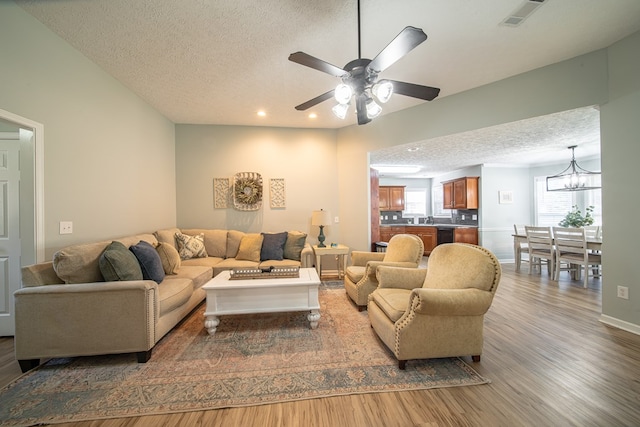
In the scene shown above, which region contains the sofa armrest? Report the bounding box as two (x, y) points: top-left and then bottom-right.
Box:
(350, 251), (386, 267)
(410, 288), (494, 316)
(14, 280), (159, 360)
(301, 243), (313, 268)
(376, 265), (427, 290)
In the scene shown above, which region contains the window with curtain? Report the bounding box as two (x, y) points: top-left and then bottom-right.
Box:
(534, 176), (602, 226)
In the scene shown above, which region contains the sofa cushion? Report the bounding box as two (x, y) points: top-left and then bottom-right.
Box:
(259, 259), (301, 269)
(53, 241), (112, 284)
(130, 241), (165, 284)
(182, 228), (228, 258)
(284, 231), (307, 261)
(346, 265), (366, 284)
(157, 277), (193, 316)
(213, 258), (260, 276)
(175, 232), (208, 260)
(235, 233), (263, 262)
(171, 265), (213, 290)
(156, 242), (181, 275)
(99, 241), (144, 282)
(181, 256), (224, 270)
(371, 288), (412, 323)
(260, 232), (288, 261)
(226, 230), (245, 259)
(154, 227), (181, 249)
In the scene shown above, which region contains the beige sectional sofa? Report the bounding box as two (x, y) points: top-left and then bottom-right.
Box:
(14, 227), (312, 372)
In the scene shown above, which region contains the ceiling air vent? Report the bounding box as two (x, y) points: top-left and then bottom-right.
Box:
(500, 0), (548, 27)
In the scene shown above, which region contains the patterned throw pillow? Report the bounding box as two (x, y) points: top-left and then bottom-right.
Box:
(175, 232), (208, 260)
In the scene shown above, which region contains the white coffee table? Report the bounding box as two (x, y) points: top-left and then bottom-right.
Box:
(202, 267), (321, 335)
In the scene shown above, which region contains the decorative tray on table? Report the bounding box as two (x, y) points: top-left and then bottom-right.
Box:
(229, 266), (300, 280)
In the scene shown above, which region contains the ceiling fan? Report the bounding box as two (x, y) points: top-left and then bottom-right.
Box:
(288, 0), (440, 125)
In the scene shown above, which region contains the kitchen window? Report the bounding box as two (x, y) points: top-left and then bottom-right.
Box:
(404, 188), (427, 216)
(432, 184), (451, 217)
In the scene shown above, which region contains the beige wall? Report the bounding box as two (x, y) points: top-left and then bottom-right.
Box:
(1, 3), (177, 258)
(175, 125), (340, 245)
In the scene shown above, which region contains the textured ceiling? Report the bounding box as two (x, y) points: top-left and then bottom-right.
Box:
(14, 0), (640, 176)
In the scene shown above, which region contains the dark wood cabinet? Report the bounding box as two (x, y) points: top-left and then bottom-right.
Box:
(379, 226), (405, 243)
(406, 226), (437, 255)
(454, 227), (479, 245)
(442, 177), (479, 209)
(379, 186), (405, 211)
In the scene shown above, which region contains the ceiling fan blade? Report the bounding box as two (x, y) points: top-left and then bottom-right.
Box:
(288, 52), (347, 77)
(388, 80), (440, 101)
(295, 90), (335, 111)
(356, 93), (371, 125)
(368, 26), (428, 73)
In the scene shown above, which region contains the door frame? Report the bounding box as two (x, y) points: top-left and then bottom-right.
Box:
(0, 108), (45, 264)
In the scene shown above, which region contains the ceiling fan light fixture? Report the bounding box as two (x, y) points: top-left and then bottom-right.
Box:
(366, 98), (382, 119)
(332, 103), (349, 119)
(334, 84), (353, 104)
(372, 80), (393, 103)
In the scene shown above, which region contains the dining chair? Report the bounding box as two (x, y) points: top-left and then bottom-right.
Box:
(513, 224), (529, 272)
(584, 226), (600, 240)
(552, 227), (602, 288)
(524, 226), (555, 277)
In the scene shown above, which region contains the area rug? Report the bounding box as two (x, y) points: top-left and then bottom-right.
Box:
(0, 282), (489, 426)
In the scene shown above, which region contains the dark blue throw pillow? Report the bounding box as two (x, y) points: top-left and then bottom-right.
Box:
(260, 232), (288, 261)
(130, 240), (165, 284)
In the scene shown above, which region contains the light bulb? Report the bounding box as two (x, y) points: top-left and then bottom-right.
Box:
(334, 84), (353, 105)
(372, 80), (393, 103)
(332, 103), (349, 119)
(366, 98), (382, 119)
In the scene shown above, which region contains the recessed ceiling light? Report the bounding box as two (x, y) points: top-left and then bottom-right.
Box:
(308, 113), (317, 119)
(257, 111), (266, 117)
(407, 147), (420, 152)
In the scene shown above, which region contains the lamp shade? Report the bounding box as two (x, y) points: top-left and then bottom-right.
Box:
(311, 209), (332, 226)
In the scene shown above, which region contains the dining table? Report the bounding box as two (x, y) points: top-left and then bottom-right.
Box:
(512, 234), (603, 275)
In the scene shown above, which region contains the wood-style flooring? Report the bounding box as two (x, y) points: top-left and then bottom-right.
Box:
(1, 263), (639, 426)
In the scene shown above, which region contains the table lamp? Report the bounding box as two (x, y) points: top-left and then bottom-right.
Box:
(311, 209), (332, 247)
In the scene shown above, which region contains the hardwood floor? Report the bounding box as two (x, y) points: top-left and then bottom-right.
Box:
(2, 263), (640, 426)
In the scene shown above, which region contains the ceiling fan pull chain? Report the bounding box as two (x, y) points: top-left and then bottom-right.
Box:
(357, 0), (362, 59)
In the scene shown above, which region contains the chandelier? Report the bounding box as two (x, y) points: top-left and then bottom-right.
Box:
(546, 145), (601, 191)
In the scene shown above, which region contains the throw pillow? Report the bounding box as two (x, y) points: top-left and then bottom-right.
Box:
(130, 240), (166, 284)
(175, 232), (208, 260)
(99, 241), (143, 281)
(260, 232), (288, 261)
(284, 231), (307, 261)
(156, 242), (181, 274)
(235, 233), (264, 262)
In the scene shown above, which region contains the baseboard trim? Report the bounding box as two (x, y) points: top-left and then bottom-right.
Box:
(599, 314), (640, 336)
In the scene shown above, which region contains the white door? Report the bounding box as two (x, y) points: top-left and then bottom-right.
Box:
(0, 139), (22, 336)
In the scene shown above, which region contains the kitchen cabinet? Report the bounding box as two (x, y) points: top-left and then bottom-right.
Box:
(379, 186), (405, 211)
(454, 227), (479, 245)
(406, 226), (437, 255)
(442, 177), (479, 209)
(379, 226), (405, 243)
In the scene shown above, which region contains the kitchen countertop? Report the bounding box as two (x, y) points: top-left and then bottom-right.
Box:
(380, 224), (478, 228)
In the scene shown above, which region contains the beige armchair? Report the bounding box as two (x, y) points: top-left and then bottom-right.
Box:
(344, 234), (423, 310)
(368, 243), (501, 369)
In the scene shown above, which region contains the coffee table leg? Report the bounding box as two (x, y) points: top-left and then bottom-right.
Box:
(204, 315), (220, 336)
(308, 310), (320, 329)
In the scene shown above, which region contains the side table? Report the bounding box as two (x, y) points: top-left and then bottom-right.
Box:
(312, 244), (350, 279)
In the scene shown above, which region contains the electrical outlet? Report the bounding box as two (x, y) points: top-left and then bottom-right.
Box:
(59, 221), (73, 235)
(617, 286), (629, 300)
(334, 216), (339, 224)
(472, 214), (478, 220)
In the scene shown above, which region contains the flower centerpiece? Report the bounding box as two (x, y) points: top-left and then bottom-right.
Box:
(558, 205), (595, 227)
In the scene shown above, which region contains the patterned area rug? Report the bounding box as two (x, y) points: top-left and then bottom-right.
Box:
(0, 282), (489, 426)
